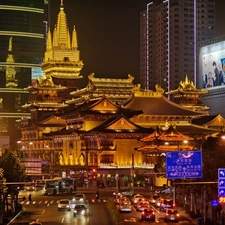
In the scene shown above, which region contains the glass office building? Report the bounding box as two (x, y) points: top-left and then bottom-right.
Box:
(0, 0), (47, 144)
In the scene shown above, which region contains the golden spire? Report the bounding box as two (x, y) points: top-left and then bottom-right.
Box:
(56, 0), (68, 50)
(67, 29), (71, 49)
(47, 28), (52, 50)
(72, 26), (78, 49)
(53, 25), (58, 48)
(6, 37), (17, 88)
(8, 37), (12, 51)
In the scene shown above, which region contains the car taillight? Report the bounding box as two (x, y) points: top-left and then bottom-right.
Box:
(166, 213), (169, 216)
(173, 203), (175, 207)
(142, 211), (145, 215)
(176, 213), (180, 217)
(153, 212), (155, 214)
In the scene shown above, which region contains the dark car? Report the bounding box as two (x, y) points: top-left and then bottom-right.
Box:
(160, 199), (174, 211)
(141, 208), (155, 221)
(73, 204), (87, 217)
(164, 209), (180, 222)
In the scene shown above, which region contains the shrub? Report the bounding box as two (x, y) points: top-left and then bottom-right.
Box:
(106, 198), (124, 225)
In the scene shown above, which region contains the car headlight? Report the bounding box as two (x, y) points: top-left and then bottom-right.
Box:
(80, 198), (83, 201)
(74, 210), (77, 213)
(66, 205), (70, 208)
(81, 210), (85, 214)
(58, 206), (61, 208)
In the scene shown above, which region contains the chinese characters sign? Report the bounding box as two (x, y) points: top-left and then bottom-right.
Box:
(166, 151), (202, 179)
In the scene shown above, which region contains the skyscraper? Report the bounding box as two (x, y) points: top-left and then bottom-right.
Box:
(0, 0), (47, 145)
(140, 0), (215, 92)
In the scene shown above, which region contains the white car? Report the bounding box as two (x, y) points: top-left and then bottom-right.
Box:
(57, 199), (71, 211)
(113, 189), (134, 196)
(160, 187), (174, 194)
(119, 201), (132, 213)
(132, 194), (144, 204)
(71, 193), (86, 204)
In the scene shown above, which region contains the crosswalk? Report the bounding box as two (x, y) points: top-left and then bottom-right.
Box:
(20, 198), (107, 205)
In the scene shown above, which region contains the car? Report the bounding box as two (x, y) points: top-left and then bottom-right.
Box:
(113, 188), (134, 196)
(141, 208), (155, 221)
(29, 220), (42, 225)
(73, 204), (87, 216)
(114, 195), (125, 204)
(160, 187), (174, 194)
(71, 193), (86, 204)
(24, 183), (35, 191)
(136, 202), (150, 212)
(155, 197), (164, 208)
(149, 194), (160, 204)
(57, 199), (71, 211)
(119, 196), (130, 205)
(119, 202), (132, 213)
(159, 199), (174, 211)
(132, 194), (144, 204)
(164, 209), (180, 222)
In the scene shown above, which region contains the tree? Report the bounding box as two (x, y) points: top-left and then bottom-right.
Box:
(0, 151), (27, 215)
(0, 168), (7, 224)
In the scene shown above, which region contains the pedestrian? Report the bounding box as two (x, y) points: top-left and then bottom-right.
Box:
(22, 196), (26, 201)
(222, 211), (225, 225)
(28, 194), (32, 202)
(96, 189), (99, 200)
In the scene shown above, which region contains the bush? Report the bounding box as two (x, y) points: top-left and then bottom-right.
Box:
(106, 198), (124, 225)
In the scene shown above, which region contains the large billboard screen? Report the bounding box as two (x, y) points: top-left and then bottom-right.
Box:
(199, 40), (225, 89)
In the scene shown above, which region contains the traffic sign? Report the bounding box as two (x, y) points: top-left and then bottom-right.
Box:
(218, 168), (225, 197)
(166, 151), (202, 179)
(218, 188), (225, 197)
(218, 168), (225, 178)
(218, 179), (225, 187)
(211, 199), (219, 207)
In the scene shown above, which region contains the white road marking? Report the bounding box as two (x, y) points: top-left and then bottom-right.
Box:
(61, 218), (64, 223)
(42, 210), (45, 214)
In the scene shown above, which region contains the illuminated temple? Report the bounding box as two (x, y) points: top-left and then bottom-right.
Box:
(19, 2), (225, 185)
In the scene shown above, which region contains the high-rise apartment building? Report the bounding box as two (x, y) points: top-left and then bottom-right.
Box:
(0, 0), (47, 146)
(140, 0), (215, 92)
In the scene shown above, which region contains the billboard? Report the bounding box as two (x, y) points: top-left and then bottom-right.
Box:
(199, 40), (225, 89)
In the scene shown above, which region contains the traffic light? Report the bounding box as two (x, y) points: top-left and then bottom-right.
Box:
(92, 169), (97, 179)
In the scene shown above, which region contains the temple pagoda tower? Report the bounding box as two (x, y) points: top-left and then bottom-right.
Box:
(42, 0), (84, 101)
(23, 76), (68, 120)
(166, 76), (209, 112)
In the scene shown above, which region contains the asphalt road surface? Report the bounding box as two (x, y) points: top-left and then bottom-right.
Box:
(11, 188), (197, 225)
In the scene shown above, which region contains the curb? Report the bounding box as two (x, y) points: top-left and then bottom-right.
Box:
(7, 207), (26, 225)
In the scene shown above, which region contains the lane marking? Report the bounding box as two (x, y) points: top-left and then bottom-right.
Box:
(61, 218), (64, 223)
(42, 210), (45, 214)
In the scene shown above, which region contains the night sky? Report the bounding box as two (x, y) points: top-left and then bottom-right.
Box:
(49, 0), (225, 87)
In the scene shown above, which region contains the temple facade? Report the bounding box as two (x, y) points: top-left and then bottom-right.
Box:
(18, 1), (225, 188)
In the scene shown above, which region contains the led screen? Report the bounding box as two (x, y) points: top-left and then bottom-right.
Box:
(200, 41), (225, 89)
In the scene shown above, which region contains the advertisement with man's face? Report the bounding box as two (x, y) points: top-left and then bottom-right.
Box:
(202, 49), (225, 89)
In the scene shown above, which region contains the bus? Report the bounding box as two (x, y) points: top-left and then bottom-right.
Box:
(42, 177), (77, 195)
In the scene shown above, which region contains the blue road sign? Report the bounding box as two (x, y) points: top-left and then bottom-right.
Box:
(218, 179), (225, 188)
(218, 188), (225, 197)
(218, 168), (225, 197)
(166, 151), (202, 179)
(218, 168), (225, 178)
(211, 199), (219, 207)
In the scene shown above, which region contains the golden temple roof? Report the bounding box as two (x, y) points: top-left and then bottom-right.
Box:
(69, 73), (135, 105)
(166, 76), (209, 95)
(43, 0), (83, 79)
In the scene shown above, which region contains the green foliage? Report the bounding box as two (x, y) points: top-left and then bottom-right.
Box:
(0, 151), (27, 183)
(106, 198), (124, 225)
(0, 168), (7, 194)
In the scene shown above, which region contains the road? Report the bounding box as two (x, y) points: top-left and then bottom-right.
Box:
(11, 188), (197, 225)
